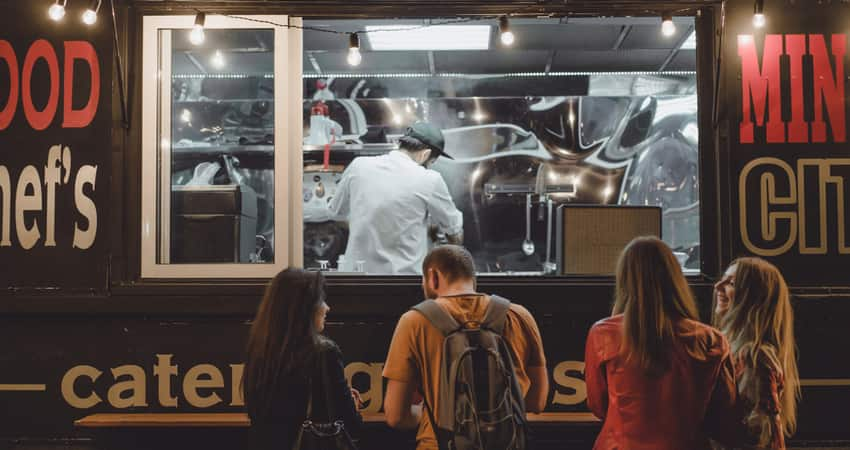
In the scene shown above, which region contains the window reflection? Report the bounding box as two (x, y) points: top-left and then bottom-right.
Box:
(165, 29), (275, 264)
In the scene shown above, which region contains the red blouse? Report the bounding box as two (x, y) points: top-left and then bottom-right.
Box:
(584, 315), (739, 450)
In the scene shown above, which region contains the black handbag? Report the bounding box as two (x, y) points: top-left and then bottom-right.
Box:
(291, 352), (359, 450)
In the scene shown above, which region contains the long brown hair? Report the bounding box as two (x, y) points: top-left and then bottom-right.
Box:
(243, 269), (326, 420)
(612, 236), (699, 374)
(716, 257), (800, 443)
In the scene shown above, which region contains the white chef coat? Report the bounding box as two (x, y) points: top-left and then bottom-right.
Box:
(328, 151), (463, 275)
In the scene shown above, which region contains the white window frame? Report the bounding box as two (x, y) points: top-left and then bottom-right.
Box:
(141, 15), (303, 278)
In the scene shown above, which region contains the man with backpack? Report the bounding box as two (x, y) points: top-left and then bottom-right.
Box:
(382, 245), (548, 450)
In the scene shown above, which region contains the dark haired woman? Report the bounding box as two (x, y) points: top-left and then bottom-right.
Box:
(585, 237), (738, 450)
(244, 269), (362, 449)
(713, 257), (800, 449)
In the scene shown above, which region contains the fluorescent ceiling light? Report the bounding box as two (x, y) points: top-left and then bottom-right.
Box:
(366, 25), (491, 51)
(680, 30), (696, 50)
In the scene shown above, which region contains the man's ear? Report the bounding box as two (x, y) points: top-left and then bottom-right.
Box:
(431, 269), (440, 291)
(420, 148), (433, 164)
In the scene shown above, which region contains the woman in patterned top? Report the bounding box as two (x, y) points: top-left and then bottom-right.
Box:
(713, 257), (800, 449)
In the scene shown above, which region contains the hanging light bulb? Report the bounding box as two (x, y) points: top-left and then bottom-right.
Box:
(753, 0), (766, 28)
(347, 33), (362, 66)
(661, 13), (676, 37)
(82, 0), (101, 26)
(499, 16), (515, 46)
(48, 0), (67, 22)
(190, 12), (206, 46)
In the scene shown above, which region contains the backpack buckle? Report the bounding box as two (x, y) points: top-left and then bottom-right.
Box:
(463, 320), (481, 329)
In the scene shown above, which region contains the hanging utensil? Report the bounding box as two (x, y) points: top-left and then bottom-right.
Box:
(522, 193), (535, 256)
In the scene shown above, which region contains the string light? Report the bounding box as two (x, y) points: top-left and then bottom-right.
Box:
(753, 0), (766, 28)
(190, 12), (206, 45)
(499, 16), (515, 46)
(82, 0), (101, 26)
(661, 13), (676, 37)
(347, 33), (362, 66)
(48, 0), (67, 22)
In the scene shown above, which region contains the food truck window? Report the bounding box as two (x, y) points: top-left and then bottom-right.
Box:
(141, 16), (302, 278)
(301, 17), (701, 276)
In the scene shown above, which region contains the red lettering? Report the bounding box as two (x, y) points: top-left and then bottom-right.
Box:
(0, 40), (18, 131)
(810, 34), (846, 143)
(21, 39), (59, 131)
(62, 41), (99, 129)
(785, 35), (807, 143)
(739, 34), (784, 144)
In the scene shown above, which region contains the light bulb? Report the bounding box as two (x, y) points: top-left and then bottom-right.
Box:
(753, 0), (766, 28)
(498, 16), (515, 46)
(190, 12), (206, 46)
(347, 33), (361, 66)
(347, 48), (362, 66)
(661, 15), (676, 37)
(189, 26), (205, 45)
(211, 50), (225, 69)
(82, 9), (97, 25)
(48, 3), (66, 21)
(81, 0), (100, 26)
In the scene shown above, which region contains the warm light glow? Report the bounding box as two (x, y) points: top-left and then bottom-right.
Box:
(48, 3), (65, 21)
(189, 26), (205, 45)
(753, 13), (766, 28)
(500, 30), (515, 46)
(82, 9), (97, 25)
(211, 50), (225, 69)
(366, 25), (491, 51)
(347, 48), (362, 66)
(472, 111), (486, 122)
(661, 18), (676, 37)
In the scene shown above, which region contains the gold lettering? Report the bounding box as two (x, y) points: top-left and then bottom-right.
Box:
(61, 365), (102, 409)
(345, 362), (384, 413)
(183, 364), (224, 408)
(153, 354), (178, 407)
(552, 361), (586, 406)
(740, 157), (798, 256)
(230, 364), (245, 407)
(108, 365), (148, 408)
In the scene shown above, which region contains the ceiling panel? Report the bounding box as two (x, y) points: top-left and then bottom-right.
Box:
(551, 50), (671, 72)
(434, 50), (550, 74)
(665, 50), (697, 71)
(509, 24), (623, 51)
(619, 24), (691, 50)
(312, 51), (430, 73)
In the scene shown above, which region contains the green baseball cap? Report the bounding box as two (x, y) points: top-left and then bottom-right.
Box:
(404, 121), (452, 160)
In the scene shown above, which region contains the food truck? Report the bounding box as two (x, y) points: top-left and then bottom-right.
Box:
(1, 0), (849, 448)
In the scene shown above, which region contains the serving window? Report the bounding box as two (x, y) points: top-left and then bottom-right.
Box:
(141, 15), (302, 278)
(300, 17), (701, 276)
(140, 14), (700, 279)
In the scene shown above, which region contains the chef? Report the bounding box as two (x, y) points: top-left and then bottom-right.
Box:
(329, 122), (463, 274)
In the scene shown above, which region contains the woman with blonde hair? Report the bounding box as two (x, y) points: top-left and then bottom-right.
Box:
(713, 257), (800, 449)
(585, 236), (737, 450)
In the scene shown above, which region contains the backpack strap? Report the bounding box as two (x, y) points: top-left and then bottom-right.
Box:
(481, 295), (512, 334)
(411, 300), (461, 336)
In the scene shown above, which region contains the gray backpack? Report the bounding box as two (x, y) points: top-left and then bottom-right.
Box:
(412, 295), (528, 450)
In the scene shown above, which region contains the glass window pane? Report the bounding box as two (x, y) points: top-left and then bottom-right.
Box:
(301, 18), (699, 276)
(162, 29), (275, 264)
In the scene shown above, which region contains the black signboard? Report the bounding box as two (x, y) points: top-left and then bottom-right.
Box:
(726, 0), (850, 286)
(0, 1), (111, 289)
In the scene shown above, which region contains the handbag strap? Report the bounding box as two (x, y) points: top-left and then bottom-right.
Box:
(291, 375), (313, 450)
(319, 347), (338, 423)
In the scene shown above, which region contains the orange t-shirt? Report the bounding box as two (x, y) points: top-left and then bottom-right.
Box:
(382, 294), (547, 450)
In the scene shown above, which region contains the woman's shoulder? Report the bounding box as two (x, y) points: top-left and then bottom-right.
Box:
(316, 335), (343, 357)
(677, 318), (730, 359)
